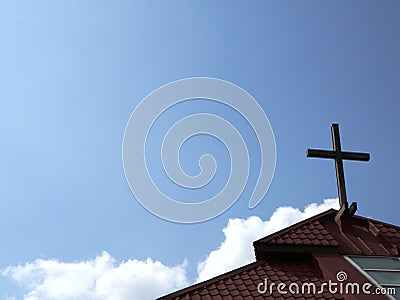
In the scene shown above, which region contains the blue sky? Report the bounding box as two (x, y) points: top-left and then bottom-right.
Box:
(0, 1), (399, 299)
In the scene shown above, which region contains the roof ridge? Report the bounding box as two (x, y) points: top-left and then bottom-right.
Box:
(253, 208), (337, 245)
(352, 214), (400, 230)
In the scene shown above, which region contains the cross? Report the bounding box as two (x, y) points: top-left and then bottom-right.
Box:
(306, 123), (370, 222)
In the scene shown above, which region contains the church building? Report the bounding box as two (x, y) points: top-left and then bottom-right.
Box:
(158, 124), (400, 300)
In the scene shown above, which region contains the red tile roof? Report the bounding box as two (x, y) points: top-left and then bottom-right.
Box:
(159, 258), (344, 300)
(254, 209), (400, 258)
(262, 218), (339, 246)
(158, 209), (400, 300)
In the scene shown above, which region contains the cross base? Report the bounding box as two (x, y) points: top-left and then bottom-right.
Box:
(334, 201), (357, 223)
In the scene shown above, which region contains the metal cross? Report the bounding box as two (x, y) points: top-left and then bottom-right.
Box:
(307, 123), (370, 221)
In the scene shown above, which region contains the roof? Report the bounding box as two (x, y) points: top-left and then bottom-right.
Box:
(254, 209), (400, 258)
(158, 255), (344, 300)
(158, 209), (400, 300)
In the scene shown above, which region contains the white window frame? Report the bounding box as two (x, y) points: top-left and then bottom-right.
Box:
(344, 255), (400, 300)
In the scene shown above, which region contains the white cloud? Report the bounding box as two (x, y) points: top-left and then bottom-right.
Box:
(2, 252), (187, 300)
(2, 198), (338, 299)
(196, 198), (339, 282)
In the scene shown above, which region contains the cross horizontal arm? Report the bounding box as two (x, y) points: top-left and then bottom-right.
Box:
(306, 149), (370, 161)
(306, 149), (335, 159)
(341, 152), (370, 161)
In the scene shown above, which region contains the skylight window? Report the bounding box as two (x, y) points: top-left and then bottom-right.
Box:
(346, 256), (400, 299)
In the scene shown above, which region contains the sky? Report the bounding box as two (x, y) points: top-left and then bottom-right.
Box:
(0, 1), (399, 299)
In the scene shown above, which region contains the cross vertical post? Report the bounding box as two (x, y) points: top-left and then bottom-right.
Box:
(332, 124), (347, 208)
(306, 123), (370, 222)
